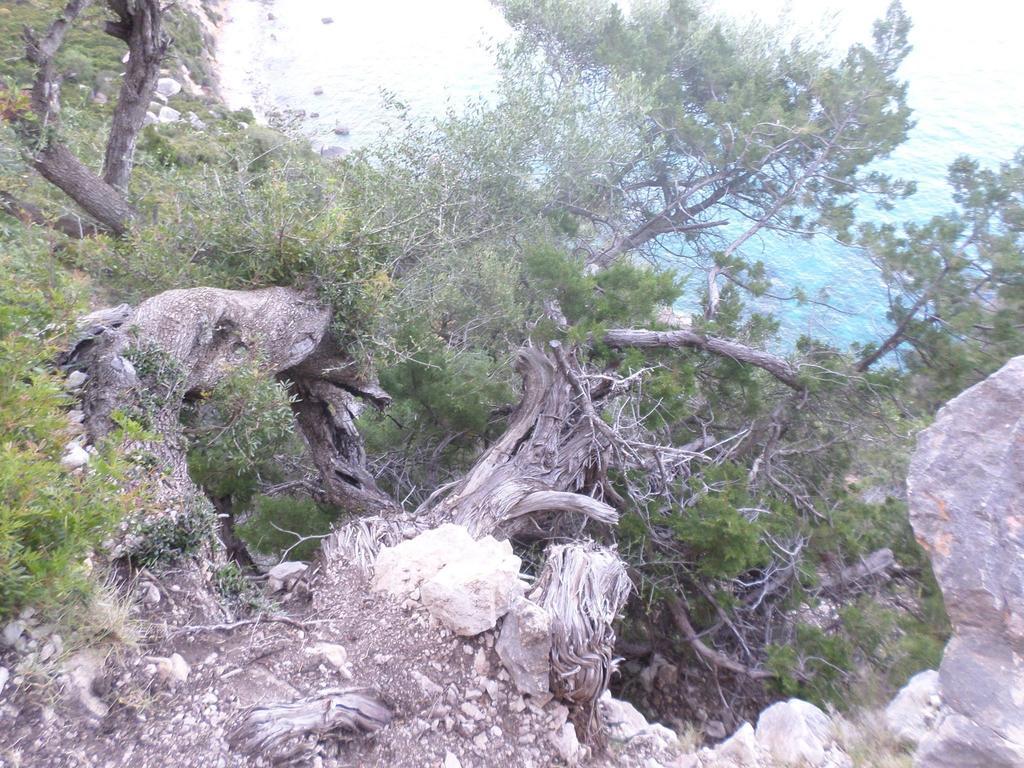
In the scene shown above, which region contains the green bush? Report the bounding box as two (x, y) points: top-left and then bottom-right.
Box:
(237, 495), (339, 561)
(184, 363), (298, 504)
(0, 232), (131, 618)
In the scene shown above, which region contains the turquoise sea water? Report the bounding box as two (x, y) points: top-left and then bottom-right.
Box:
(218, 0), (1024, 349)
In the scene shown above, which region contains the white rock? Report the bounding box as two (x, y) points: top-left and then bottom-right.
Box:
(0, 666), (8, 696)
(497, 596), (551, 696)
(599, 691), (679, 751)
(144, 111), (159, 127)
(713, 722), (760, 767)
(307, 642), (352, 679)
(187, 111), (207, 130)
(376, 524), (525, 636)
(373, 523), (476, 595)
(65, 649), (108, 717)
(65, 370), (88, 390)
(420, 547), (525, 636)
(157, 105), (181, 124)
(266, 561), (307, 592)
(60, 443), (90, 471)
(2, 621), (23, 647)
(885, 669), (941, 745)
(443, 753), (462, 768)
(156, 76), (181, 99)
(549, 722), (584, 766)
(755, 699), (832, 766)
(148, 652), (190, 686)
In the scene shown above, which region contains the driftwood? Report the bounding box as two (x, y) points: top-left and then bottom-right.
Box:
(229, 689), (392, 763)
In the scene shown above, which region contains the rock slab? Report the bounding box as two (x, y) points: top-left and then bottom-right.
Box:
(907, 356), (1024, 767)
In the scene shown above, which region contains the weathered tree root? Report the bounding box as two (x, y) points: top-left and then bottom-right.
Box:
(229, 689), (392, 763)
(536, 542), (632, 738)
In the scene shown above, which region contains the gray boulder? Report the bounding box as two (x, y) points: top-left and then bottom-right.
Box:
(755, 699), (832, 766)
(907, 356), (1024, 767)
(885, 669), (941, 746)
(155, 76), (181, 99)
(157, 105), (181, 124)
(496, 596), (551, 696)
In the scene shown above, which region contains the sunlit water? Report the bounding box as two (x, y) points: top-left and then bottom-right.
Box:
(218, 0), (1024, 348)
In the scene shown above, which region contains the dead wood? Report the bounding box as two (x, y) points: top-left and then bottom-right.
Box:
(229, 689), (392, 762)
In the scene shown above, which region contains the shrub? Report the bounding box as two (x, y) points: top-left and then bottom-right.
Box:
(0, 232), (131, 618)
(237, 495), (338, 561)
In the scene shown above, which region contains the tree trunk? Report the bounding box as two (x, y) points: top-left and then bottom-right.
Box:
(102, 0), (169, 191)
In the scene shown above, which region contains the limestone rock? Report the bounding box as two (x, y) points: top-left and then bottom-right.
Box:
(496, 596), (551, 696)
(65, 649), (109, 718)
(307, 642), (352, 679)
(147, 652), (190, 687)
(549, 722), (584, 766)
(65, 370), (88, 390)
(755, 699), (832, 766)
(60, 443), (90, 471)
(374, 524), (525, 636)
(0, 665), (8, 696)
(267, 561), (307, 592)
(885, 669), (941, 745)
(373, 523), (473, 595)
(599, 691), (679, 751)
(713, 722), (759, 767)
(420, 548), (525, 636)
(155, 76), (182, 99)
(907, 356), (1024, 767)
(157, 105), (181, 124)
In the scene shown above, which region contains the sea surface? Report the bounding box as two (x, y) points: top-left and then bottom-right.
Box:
(218, 0), (1024, 348)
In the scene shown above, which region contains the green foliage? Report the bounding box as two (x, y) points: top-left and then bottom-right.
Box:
(0, 232), (130, 618)
(237, 495), (338, 562)
(184, 364), (297, 504)
(127, 495), (216, 568)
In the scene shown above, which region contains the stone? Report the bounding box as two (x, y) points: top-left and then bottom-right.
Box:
(550, 722), (585, 766)
(187, 111), (207, 131)
(373, 523), (475, 595)
(307, 642), (352, 679)
(599, 691), (678, 751)
(266, 561), (307, 592)
(321, 146), (347, 160)
(496, 597), (551, 696)
(65, 370), (88, 389)
(65, 649), (109, 717)
(712, 722), (759, 767)
(885, 669), (940, 745)
(705, 719), (727, 740)
(333, 125), (351, 136)
(155, 77), (182, 99)
(907, 356), (1024, 767)
(143, 111), (159, 127)
(376, 524), (525, 636)
(60, 443), (90, 471)
(444, 753), (462, 768)
(3, 621), (23, 647)
(0, 666), (8, 696)
(148, 652), (190, 686)
(321, 17), (334, 24)
(755, 699), (832, 766)
(157, 105), (181, 124)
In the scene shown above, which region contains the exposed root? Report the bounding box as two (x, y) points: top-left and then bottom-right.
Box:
(229, 688), (392, 763)
(536, 542), (632, 737)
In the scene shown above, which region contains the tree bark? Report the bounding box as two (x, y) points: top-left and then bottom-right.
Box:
(603, 327), (804, 390)
(102, 0), (169, 190)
